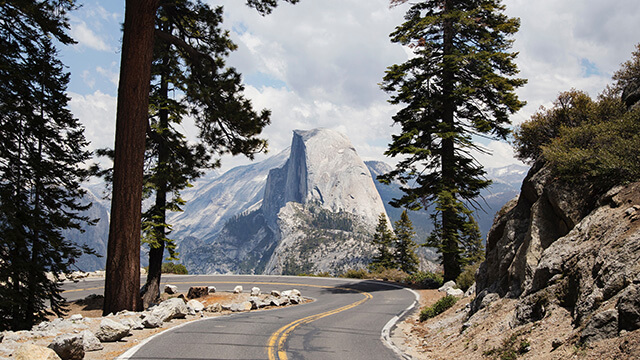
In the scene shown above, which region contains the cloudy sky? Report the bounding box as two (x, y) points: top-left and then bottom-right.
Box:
(62, 0), (640, 173)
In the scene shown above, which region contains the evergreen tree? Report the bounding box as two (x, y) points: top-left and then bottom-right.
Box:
(140, 0), (274, 307)
(103, 0), (300, 314)
(393, 211), (419, 274)
(0, 1), (95, 330)
(380, 0), (525, 281)
(369, 214), (395, 271)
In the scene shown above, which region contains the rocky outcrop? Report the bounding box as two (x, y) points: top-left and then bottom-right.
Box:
(473, 161), (640, 342)
(182, 129), (389, 275)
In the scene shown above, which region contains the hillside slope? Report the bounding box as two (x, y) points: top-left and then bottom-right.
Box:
(396, 162), (640, 359)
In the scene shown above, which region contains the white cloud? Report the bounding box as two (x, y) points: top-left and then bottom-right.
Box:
(471, 141), (524, 169)
(65, 1), (640, 173)
(96, 65), (119, 86)
(69, 90), (117, 153)
(504, 0), (640, 124)
(81, 70), (95, 89)
(70, 21), (114, 52)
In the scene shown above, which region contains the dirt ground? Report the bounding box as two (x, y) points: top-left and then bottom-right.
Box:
(394, 289), (640, 360)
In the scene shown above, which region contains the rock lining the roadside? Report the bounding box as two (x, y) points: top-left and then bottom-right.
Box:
(0, 285), (308, 359)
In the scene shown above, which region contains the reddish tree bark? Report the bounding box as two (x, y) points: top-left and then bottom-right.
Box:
(103, 0), (159, 315)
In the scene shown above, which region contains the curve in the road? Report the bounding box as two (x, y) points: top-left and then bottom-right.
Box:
(64, 275), (417, 359)
(267, 287), (373, 360)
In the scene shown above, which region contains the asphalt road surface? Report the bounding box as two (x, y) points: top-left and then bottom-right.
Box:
(63, 275), (417, 360)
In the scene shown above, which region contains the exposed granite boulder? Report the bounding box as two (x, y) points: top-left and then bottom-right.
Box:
(95, 318), (130, 342)
(617, 284), (640, 331)
(580, 309), (619, 343)
(142, 297), (189, 327)
(473, 160), (640, 343)
(79, 330), (103, 352)
(48, 333), (84, 360)
(187, 299), (205, 313)
(13, 343), (61, 360)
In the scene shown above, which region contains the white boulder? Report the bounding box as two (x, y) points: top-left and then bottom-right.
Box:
(13, 343), (61, 360)
(48, 333), (84, 360)
(187, 299), (205, 313)
(79, 330), (103, 352)
(95, 318), (130, 342)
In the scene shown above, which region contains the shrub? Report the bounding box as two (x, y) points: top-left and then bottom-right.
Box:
(456, 263), (480, 292)
(161, 262), (188, 274)
(372, 268), (408, 282)
(543, 107), (640, 190)
(483, 332), (532, 359)
(298, 272), (332, 277)
(405, 271), (444, 289)
(339, 268), (370, 279)
(419, 295), (458, 321)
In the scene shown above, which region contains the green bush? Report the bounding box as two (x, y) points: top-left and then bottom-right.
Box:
(419, 295), (458, 321)
(339, 268), (370, 279)
(456, 263), (480, 292)
(405, 271), (444, 289)
(543, 107), (640, 190)
(161, 262), (188, 274)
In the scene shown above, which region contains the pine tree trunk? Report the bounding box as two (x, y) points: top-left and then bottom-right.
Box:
(440, 0), (461, 282)
(103, 0), (159, 315)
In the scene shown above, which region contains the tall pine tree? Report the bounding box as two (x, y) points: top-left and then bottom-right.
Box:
(0, 1), (94, 330)
(369, 214), (396, 271)
(140, 0), (276, 307)
(103, 0), (300, 314)
(393, 211), (419, 274)
(380, 0), (525, 281)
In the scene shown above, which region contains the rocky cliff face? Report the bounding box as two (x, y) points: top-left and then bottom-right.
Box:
(170, 151), (288, 245)
(474, 161), (640, 342)
(182, 129), (388, 275)
(62, 188), (110, 272)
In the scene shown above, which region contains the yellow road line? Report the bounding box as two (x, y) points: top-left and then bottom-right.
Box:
(267, 288), (373, 360)
(62, 286), (104, 293)
(63, 279), (373, 360)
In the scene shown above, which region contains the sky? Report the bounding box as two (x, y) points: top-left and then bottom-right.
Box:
(62, 0), (640, 173)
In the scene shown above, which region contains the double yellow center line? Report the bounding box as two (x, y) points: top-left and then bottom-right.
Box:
(267, 287), (373, 360)
(63, 279), (373, 360)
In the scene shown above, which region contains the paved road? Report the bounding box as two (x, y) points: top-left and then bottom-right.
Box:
(63, 275), (417, 360)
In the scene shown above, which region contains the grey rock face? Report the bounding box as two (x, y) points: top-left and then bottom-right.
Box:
(95, 318), (130, 342)
(182, 129), (389, 275)
(581, 309), (619, 343)
(617, 285), (640, 331)
(473, 161), (640, 341)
